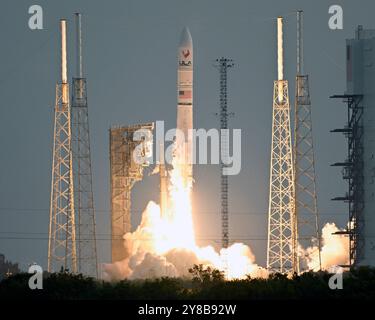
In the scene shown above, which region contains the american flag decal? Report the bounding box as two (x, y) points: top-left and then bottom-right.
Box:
(179, 90), (192, 99)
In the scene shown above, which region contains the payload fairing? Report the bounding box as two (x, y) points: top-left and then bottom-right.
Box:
(176, 27), (193, 187)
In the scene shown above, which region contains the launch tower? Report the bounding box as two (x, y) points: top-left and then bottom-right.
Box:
(71, 13), (98, 277)
(293, 11), (321, 272)
(109, 123), (154, 262)
(267, 17), (297, 274)
(48, 20), (77, 273)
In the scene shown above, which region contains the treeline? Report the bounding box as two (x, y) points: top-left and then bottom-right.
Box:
(0, 253), (20, 281)
(0, 265), (375, 300)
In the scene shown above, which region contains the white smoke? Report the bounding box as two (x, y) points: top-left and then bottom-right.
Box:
(103, 205), (349, 280)
(103, 137), (347, 280)
(103, 201), (267, 281)
(303, 222), (349, 271)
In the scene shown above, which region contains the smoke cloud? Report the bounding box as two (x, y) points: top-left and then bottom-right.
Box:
(103, 201), (267, 281)
(303, 222), (349, 271)
(103, 203), (350, 280)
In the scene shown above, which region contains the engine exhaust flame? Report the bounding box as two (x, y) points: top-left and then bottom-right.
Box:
(104, 153), (267, 280)
(103, 142), (349, 280)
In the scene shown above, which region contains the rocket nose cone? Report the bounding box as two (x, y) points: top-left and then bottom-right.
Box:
(179, 27), (192, 47)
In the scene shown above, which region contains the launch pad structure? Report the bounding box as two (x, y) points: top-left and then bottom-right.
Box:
(328, 24), (375, 267)
(48, 15), (98, 277)
(109, 123), (154, 263)
(331, 94), (364, 266)
(71, 13), (98, 278)
(267, 17), (297, 274)
(293, 10), (321, 272)
(48, 20), (77, 273)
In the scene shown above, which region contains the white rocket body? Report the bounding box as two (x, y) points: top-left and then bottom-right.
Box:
(176, 27), (193, 187)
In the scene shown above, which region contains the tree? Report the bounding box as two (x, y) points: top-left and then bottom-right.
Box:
(188, 264), (225, 283)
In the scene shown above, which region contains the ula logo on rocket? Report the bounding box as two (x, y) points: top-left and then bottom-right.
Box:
(179, 49), (192, 67)
(182, 49), (190, 58)
(179, 60), (192, 67)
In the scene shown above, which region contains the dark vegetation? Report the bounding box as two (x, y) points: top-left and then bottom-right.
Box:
(1, 264), (375, 300)
(0, 253), (20, 281)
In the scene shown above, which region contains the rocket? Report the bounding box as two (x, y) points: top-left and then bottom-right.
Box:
(176, 27), (193, 187)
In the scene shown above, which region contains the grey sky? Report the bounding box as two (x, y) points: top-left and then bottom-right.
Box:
(0, 0), (371, 272)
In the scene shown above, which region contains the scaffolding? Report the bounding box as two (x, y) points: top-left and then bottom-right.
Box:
(330, 94), (364, 267)
(109, 123), (154, 262)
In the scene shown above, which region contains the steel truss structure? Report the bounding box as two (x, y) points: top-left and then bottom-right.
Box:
(109, 123), (154, 262)
(72, 77), (98, 277)
(215, 57), (234, 251)
(294, 10), (321, 272)
(331, 94), (364, 267)
(267, 79), (297, 274)
(294, 74), (321, 272)
(71, 13), (98, 278)
(48, 20), (77, 273)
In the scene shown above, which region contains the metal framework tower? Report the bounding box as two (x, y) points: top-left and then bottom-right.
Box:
(71, 13), (98, 277)
(215, 58), (234, 251)
(331, 94), (363, 267)
(48, 20), (77, 273)
(267, 17), (297, 274)
(293, 10), (321, 272)
(109, 123), (154, 263)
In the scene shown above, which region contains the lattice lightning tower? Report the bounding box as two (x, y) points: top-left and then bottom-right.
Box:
(48, 20), (77, 273)
(294, 10), (321, 272)
(215, 58), (234, 251)
(71, 13), (98, 277)
(267, 17), (297, 274)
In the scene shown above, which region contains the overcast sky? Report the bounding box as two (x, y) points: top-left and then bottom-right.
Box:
(0, 0), (373, 272)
